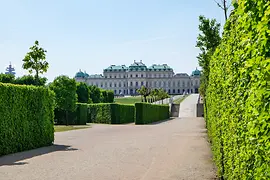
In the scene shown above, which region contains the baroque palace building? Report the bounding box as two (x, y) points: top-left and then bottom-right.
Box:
(75, 60), (201, 95)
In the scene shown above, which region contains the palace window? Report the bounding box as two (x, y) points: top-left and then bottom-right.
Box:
(141, 82), (144, 86)
(114, 83), (117, 87)
(136, 82), (138, 86)
(141, 74), (143, 77)
(119, 82), (121, 87)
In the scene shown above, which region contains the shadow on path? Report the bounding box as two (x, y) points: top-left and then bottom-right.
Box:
(0, 144), (78, 167)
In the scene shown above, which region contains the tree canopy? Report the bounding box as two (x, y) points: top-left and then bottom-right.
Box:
(22, 40), (48, 81)
(49, 75), (77, 113)
(76, 82), (90, 103)
(196, 15), (221, 97)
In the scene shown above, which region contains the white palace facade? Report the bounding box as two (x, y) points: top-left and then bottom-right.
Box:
(75, 60), (201, 96)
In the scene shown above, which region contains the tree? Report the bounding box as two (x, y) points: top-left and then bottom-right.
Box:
(107, 90), (114, 103)
(214, 0), (233, 21)
(157, 89), (169, 104)
(88, 85), (101, 103)
(0, 73), (15, 83)
(15, 75), (47, 86)
(49, 76), (77, 125)
(22, 40), (48, 82)
(137, 86), (151, 102)
(101, 90), (108, 103)
(196, 16), (221, 97)
(76, 82), (90, 103)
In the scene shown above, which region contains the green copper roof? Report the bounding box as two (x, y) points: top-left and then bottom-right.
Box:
(192, 68), (201, 76)
(129, 60), (147, 71)
(75, 70), (86, 78)
(104, 65), (128, 72)
(148, 64), (172, 71)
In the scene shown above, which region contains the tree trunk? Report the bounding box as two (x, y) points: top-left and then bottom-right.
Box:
(66, 111), (69, 126)
(144, 96), (147, 103)
(223, 0), (228, 21)
(35, 70), (39, 85)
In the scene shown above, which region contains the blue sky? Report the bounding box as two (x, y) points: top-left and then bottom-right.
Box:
(0, 0), (225, 82)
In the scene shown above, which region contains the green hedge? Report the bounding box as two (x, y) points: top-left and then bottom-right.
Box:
(76, 103), (88, 125)
(87, 103), (135, 124)
(54, 103), (87, 125)
(0, 83), (55, 156)
(206, 1), (270, 179)
(87, 103), (112, 124)
(111, 104), (135, 124)
(135, 103), (169, 124)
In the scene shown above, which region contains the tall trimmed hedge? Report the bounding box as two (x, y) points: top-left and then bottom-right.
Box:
(206, 1), (270, 179)
(135, 103), (169, 124)
(111, 104), (135, 124)
(87, 103), (135, 124)
(0, 83), (55, 156)
(88, 103), (112, 124)
(54, 103), (87, 125)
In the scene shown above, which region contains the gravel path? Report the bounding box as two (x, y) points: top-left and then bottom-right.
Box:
(0, 94), (216, 180)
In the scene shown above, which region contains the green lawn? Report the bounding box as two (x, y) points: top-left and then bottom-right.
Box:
(54, 125), (91, 132)
(114, 96), (142, 104)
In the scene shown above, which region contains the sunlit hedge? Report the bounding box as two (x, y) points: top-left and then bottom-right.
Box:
(206, 1), (270, 179)
(0, 83), (55, 156)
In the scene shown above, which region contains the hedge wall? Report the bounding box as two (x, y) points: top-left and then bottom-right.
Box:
(111, 104), (135, 124)
(135, 103), (169, 124)
(0, 83), (55, 156)
(54, 103), (87, 125)
(87, 103), (135, 124)
(87, 103), (112, 124)
(206, 1), (270, 179)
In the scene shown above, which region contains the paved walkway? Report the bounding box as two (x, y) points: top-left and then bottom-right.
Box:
(0, 94), (216, 180)
(179, 94), (199, 117)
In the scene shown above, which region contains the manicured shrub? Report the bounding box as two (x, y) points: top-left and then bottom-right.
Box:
(0, 83), (55, 156)
(206, 1), (270, 179)
(111, 104), (135, 124)
(135, 103), (169, 124)
(76, 103), (88, 125)
(87, 103), (112, 124)
(54, 103), (87, 125)
(87, 103), (135, 124)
